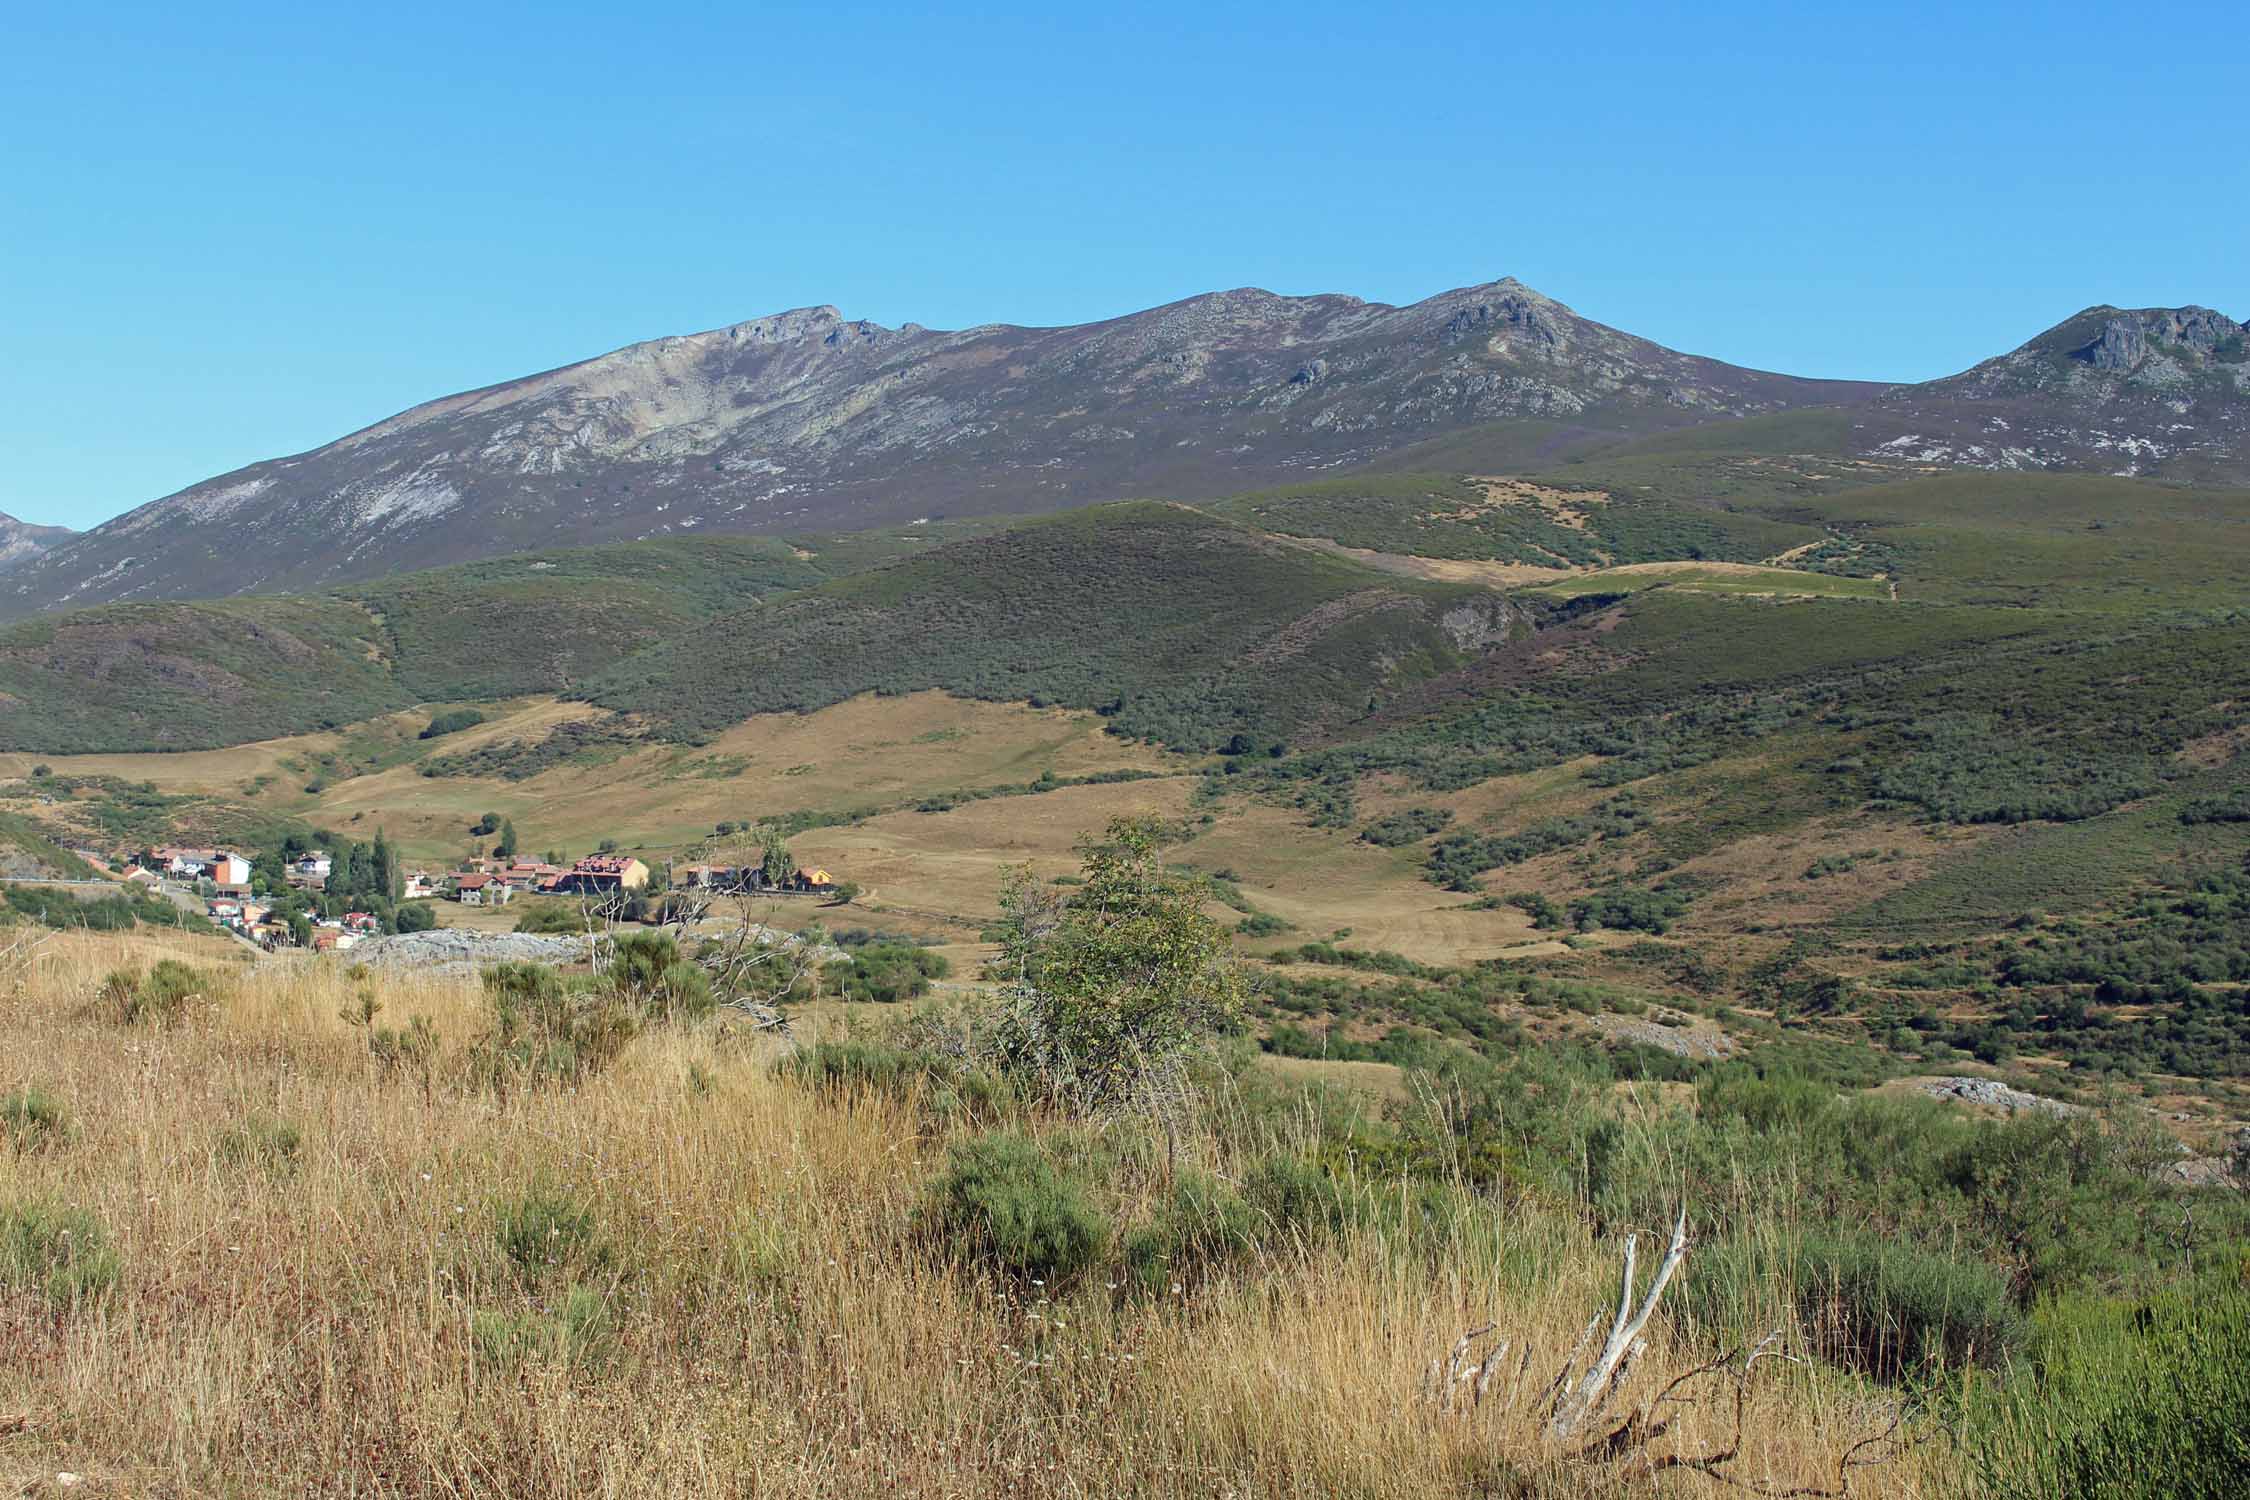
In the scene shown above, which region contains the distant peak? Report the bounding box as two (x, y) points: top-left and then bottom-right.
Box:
(2023, 303), (2247, 372)
(716, 305), (849, 341)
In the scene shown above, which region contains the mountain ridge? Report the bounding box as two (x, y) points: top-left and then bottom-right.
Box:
(6, 281), (2246, 619)
(0, 276), (1877, 617)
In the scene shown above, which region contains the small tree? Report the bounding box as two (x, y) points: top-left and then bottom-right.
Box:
(372, 829), (403, 903)
(992, 817), (1246, 1120)
(761, 835), (794, 890)
(494, 820), (519, 860)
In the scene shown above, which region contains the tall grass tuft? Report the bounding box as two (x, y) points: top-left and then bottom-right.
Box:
(0, 1200), (120, 1303)
(2, 1083), (70, 1150)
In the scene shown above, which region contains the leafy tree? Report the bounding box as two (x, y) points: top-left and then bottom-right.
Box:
(494, 820), (518, 859)
(371, 830), (402, 903)
(761, 835), (793, 889)
(992, 817), (1247, 1118)
(419, 708), (486, 740)
(343, 842), (374, 896)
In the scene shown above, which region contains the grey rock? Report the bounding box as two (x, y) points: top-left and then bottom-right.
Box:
(340, 930), (596, 975)
(1913, 1075), (2085, 1117)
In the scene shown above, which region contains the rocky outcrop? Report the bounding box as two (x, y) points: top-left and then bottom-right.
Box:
(1856, 304), (2250, 481)
(0, 513), (74, 574)
(1913, 1075), (2085, 1117)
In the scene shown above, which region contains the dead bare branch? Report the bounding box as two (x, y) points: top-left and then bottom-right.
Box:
(1426, 1208), (1912, 1496)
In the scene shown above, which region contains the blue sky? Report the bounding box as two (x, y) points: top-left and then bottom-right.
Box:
(4, 1), (2244, 530)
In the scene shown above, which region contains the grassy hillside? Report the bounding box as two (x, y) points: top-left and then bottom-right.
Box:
(4, 454), (2250, 1139)
(0, 597), (406, 752)
(2, 897), (2240, 1493)
(1201, 470), (1825, 568)
(588, 502), (1522, 751)
(0, 808), (98, 879)
(0, 524), (1014, 754)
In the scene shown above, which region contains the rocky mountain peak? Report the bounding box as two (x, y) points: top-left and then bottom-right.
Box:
(0, 511), (76, 574)
(1860, 298), (2250, 479)
(2062, 305), (2245, 373)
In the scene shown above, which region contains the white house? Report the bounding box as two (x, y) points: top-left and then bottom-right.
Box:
(208, 852), (252, 887)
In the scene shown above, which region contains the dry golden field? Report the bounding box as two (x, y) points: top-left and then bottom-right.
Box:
(0, 926), (1940, 1498)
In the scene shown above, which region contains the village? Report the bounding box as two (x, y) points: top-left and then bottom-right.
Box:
(104, 842), (841, 953)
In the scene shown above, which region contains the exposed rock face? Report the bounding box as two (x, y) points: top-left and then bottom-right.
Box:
(0, 278), (1874, 617)
(1854, 304), (2250, 480)
(2068, 306), (2243, 373)
(0, 512), (75, 574)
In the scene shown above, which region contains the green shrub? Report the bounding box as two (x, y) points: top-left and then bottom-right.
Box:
(392, 901), (438, 933)
(1795, 1233), (2023, 1379)
(513, 901), (600, 935)
(605, 930), (713, 1021)
(473, 962), (638, 1087)
(1241, 1153), (1351, 1236)
(779, 1037), (1014, 1122)
(918, 1133), (1109, 1283)
(419, 707), (487, 740)
(822, 943), (950, 1003)
(1972, 1287), (2250, 1498)
(0, 1201), (120, 1303)
(1, 1085), (69, 1150)
(1360, 806), (1454, 847)
(1696, 1070), (1837, 1134)
(97, 958), (212, 1025)
(217, 1113), (302, 1173)
(1122, 1171), (1259, 1292)
(493, 1188), (614, 1288)
(1678, 1229), (2022, 1380)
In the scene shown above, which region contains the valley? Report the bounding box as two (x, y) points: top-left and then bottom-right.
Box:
(8, 449), (2250, 1136)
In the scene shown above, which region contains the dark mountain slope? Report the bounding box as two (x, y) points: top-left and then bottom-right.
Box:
(0, 597), (404, 751)
(0, 505), (1524, 755)
(0, 278), (1875, 618)
(584, 503), (1530, 752)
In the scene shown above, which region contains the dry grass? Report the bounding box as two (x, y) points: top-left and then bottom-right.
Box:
(304, 692), (1184, 863)
(0, 928), (1949, 1497)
